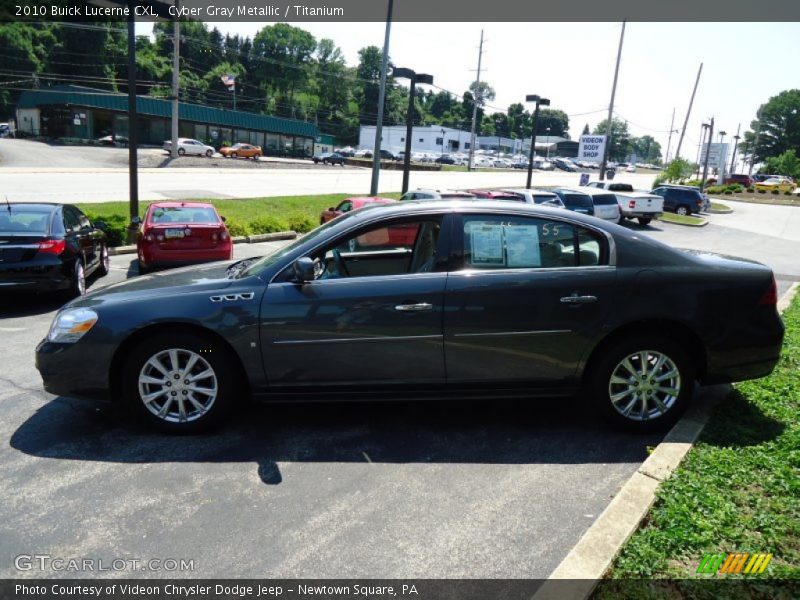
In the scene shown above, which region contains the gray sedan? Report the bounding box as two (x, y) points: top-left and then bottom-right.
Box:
(36, 202), (784, 434)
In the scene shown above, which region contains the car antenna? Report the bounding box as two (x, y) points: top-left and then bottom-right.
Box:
(4, 195), (9, 211)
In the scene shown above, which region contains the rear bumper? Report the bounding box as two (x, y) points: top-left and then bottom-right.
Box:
(0, 262), (71, 292)
(622, 211), (662, 219)
(703, 356), (781, 385)
(139, 245), (232, 267)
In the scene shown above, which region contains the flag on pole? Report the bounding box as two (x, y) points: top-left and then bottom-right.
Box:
(220, 74), (236, 89)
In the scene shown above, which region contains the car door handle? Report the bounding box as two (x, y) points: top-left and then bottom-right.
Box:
(394, 302), (433, 312)
(560, 294), (597, 304)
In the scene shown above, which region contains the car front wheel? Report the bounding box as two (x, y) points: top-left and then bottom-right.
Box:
(70, 260), (86, 297)
(123, 333), (237, 433)
(587, 335), (693, 432)
(638, 217), (652, 226)
(675, 205), (690, 216)
(205, 149), (213, 157)
(177, 148), (185, 156)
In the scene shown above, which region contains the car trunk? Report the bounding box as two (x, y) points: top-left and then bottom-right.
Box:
(0, 235), (47, 263)
(148, 224), (224, 251)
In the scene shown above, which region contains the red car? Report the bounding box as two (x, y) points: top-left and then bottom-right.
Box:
(467, 189), (525, 201)
(136, 202), (232, 273)
(319, 196), (396, 224)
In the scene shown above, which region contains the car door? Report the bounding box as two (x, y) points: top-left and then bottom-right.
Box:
(73, 207), (101, 272)
(259, 215), (450, 388)
(443, 212), (618, 386)
(61, 206), (90, 267)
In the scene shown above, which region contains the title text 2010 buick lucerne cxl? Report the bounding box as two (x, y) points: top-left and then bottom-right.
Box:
(36, 201), (784, 433)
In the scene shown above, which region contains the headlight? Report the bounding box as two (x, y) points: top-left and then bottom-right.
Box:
(47, 308), (98, 343)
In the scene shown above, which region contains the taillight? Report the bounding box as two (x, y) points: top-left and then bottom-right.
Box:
(759, 277), (778, 306)
(37, 239), (65, 255)
(144, 233), (154, 242)
(220, 230), (229, 240)
(628, 200), (636, 209)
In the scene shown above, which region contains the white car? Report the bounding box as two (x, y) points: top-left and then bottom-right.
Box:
(399, 188), (476, 201)
(572, 187), (622, 222)
(501, 188), (565, 207)
(163, 138), (215, 157)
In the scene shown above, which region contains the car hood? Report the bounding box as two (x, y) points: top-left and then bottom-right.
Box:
(69, 261), (239, 308)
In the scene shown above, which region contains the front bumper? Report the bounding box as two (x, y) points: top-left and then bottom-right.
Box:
(35, 340), (112, 401)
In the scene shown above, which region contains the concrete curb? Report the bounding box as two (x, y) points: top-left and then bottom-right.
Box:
(107, 230), (297, 256)
(532, 282), (799, 600)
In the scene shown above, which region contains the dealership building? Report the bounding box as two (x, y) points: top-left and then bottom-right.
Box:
(15, 85), (321, 156)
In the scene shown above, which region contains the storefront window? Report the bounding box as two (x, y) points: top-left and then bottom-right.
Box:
(279, 135), (293, 155)
(300, 137), (313, 157)
(179, 121), (193, 138)
(265, 133), (279, 152)
(194, 123), (208, 143)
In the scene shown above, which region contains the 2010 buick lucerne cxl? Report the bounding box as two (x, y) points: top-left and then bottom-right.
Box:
(36, 201), (784, 433)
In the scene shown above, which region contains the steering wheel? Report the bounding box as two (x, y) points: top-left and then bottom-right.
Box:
(332, 249), (350, 277)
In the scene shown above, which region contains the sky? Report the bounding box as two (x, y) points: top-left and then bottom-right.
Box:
(137, 21), (800, 162)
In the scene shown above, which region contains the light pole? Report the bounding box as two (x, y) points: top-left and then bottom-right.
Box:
(545, 126), (551, 159)
(701, 117), (714, 188)
(495, 117), (502, 157)
(525, 95), (550, 189)
(730, 123), (741, 174)
(717, 130), (727, 179)
(392, 67), (434, 194)
(440, 128), (445, 157)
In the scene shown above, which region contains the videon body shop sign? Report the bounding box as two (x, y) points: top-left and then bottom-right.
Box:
(578, 135), (606, 163)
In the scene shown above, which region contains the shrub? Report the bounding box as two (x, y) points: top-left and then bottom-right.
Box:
(224, 219), (250, 237)
(758, 189), (767, 194)
(785, 190), (795, 196)
(249, 215), (287, 234)
(706, 185), (725, 194)
(726, 184), (744, 193)
(772, 189), (780, 195)
(84, 212), (128, 247)
(286, 214), (316, 233)
(747, 186), (755, 193)
(724, 190), (733, 195)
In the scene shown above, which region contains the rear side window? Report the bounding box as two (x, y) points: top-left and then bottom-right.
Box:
(592, 193), (618, 206)
(560, 193), (593, 209)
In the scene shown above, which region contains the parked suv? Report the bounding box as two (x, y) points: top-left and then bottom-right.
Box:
(650, 185), (708, 216)
(551, 188), (595, 216)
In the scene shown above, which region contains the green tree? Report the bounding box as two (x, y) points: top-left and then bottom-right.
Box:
(469, 80), (495, 107)
(656, 158), (693, 184)
(536, 108), (570, 139)
(763, 149), (800, 179)
(741, 90), (800, 163)
(593, 118), (631, 161)
(629, 135), (662, 163)
(582, 123), (590, 136)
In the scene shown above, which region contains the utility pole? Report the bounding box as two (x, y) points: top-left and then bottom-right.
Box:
(695, 123), (707, 178)
(599, 21), (625, 181)
(170, 0), (180, 159)
(748, 108), (763, 176)
(369, 0), (394, 196)
(467, 30), (484, 172)
(126, 0), (139, 243)
(730, 123), (740, 174)
(675, 62), (703, 160)
(664, 107), (675, 163)
(701, 117), (714, 187)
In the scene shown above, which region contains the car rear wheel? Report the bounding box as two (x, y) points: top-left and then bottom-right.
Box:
(675, 205), (690, 216)
(231, 152), (238, 158)
(70, 260), (86, 297)
(637, 217), (652, 226)
(97, 244), (110, 276)
(177, 148), (185, 156)
(205, 149), (213, 157)
(587, 335), (693, 432)
(123, 333), (236, 433)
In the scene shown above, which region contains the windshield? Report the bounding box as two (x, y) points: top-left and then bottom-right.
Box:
(239, 218), (340, 278)
(149, 207), (219, 224)
(533, 195), (559, 204)
(0, 209), (50, 234)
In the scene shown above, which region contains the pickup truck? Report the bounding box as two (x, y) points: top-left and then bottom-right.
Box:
(584, 181), (663, 225)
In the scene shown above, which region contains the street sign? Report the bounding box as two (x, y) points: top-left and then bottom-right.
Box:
(699, 143), (729, 170)
(578, 135), (606, 163)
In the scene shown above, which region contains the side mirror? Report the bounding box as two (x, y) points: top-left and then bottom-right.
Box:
(94, 220), (108, 231)
(327, 207), (335, 212)
(293, 257), (316, 283)
(220, 215), (226, 222)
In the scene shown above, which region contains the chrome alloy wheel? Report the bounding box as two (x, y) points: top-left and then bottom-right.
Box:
(138, 349), (218, 423)
(607, 350), (681, 421)
(101, 245), (110, 272)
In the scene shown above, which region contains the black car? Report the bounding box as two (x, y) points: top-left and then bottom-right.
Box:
(650, 185), (706, 216)
(36, 202), (783, 434)
(1, 203), (109, 296)
(435, 155), (456, 165)
(379, 149), (397, 161)
(552, 188), (595, 216)
(312, 152), (346, 166)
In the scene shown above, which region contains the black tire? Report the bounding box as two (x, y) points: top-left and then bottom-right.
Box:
(205, 149), (213, 157)
(675, 205), (690, 216)
(231, 152), (238, 158)
(122, 332), (238, 433)
(177, 148), (185, 156)
(585, 334), (694, 432)
(70, 259), (86, 297)
(138, 259), (149, 275)
(637, 217), (652, 226)
(96, 244), (110, 277)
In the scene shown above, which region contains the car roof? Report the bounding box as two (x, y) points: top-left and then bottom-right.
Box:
(572, 187), (617, 196)
(346, 197), (395, 204)
(147, 201), (216, 209)
(553, 187), (592, 196)
(502, 188), (557, 196)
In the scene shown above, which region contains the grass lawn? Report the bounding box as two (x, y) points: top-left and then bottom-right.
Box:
(660, 212), (706, 226)
(709, 193), (800, 207)
(594, 293), (800, 597)
(77, 193), (402, 245)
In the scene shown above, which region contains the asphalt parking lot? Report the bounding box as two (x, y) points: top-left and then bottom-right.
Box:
(0, 211), (796, 579)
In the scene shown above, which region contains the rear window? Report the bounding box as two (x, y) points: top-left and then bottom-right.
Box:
(592, 193), (618, 206)
(149, 206), (220, 224)
(491, 194), (524, 201)
(560, 193), (593, 208)
(609, 184), (633, 192)
(0, 209), (51, 234)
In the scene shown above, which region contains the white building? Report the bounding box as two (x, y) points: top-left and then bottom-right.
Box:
(358, 125), (474, 155)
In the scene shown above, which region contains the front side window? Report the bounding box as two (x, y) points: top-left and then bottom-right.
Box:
(337, 201), (353, 213)
(306, 218), (443, 280)
(461, 215), (606, 270)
